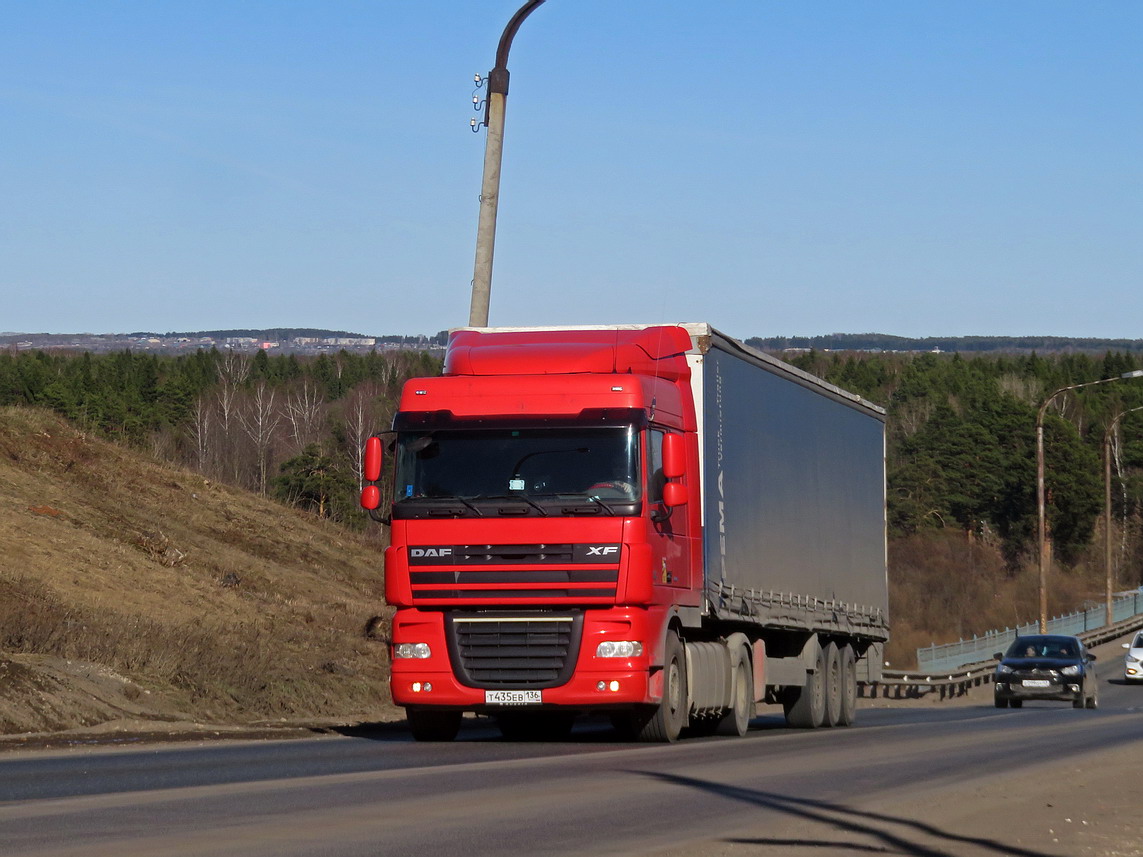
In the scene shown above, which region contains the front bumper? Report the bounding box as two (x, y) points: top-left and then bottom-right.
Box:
(994, 679), (1082, 702)
(390, 606), (660, 712)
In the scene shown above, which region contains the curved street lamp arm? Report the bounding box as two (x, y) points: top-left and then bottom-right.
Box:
(490, 0), (546, 94)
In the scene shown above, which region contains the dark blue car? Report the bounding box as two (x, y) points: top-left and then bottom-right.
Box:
(993, 634), (1098, 709)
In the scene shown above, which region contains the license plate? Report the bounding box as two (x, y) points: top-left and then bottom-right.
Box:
(485, 690), (542, 705)
(1022, 679), (1051, 688)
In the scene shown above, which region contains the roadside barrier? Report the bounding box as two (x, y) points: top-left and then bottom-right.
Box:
(861, 612), (1143, 701)
(914, 590), (1143, 674)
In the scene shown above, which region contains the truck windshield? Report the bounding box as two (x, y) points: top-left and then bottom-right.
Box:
(393, 426), (639, 506)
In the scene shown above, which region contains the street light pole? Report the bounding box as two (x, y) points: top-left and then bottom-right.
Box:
(469, 0), (547, 328)
(1036, 370), (1143, 632)
(1103, 405), (1143, 625)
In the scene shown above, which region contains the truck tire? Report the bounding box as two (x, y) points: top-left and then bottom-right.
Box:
(838, 644), (858, 726)
(784, 645), (826, 728)
(715, 648), (754, 737)
(637, 631), (689, 742)
(823, 642), (843, 727)
(407, 708), (462, 742)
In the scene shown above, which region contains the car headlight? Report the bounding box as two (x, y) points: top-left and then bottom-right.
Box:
(1060, 665), (1081, 676)
(1127, 655), (1141, 665)
(996, 663), (1014, 676)
(596, 640), (644, 658)
(394, 642), (432, 659)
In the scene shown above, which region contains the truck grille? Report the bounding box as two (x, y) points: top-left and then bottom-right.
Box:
(407, 543), (620, 604)
(445, 612), (583, 688)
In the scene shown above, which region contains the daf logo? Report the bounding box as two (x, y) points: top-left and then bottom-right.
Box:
(586, 546), (620, 556)
(410, 548), (453, 558)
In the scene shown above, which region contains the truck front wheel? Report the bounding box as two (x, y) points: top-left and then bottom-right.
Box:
(633, 631), (689, 742)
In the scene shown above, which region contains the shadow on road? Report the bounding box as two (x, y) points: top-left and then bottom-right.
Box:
(636, 770), (1058, 857)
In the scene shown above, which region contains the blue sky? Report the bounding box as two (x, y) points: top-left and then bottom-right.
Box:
(2, 2), (1140, 341)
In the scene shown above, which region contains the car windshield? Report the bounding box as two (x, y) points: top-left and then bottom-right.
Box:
(1134, 634), (1143, 649)
(393, 425), (639, 502)
(1007, 637), (1077, 659)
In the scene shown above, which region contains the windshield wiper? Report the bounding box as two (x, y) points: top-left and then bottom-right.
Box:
(396, 497), (484, 517)
(557, 493), (618, 515)
(468, 494), (549, 517)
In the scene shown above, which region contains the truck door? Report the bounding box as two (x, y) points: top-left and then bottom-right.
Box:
(647, 428), (691, 589)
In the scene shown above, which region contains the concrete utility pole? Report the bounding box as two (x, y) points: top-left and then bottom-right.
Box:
(1103, 406), (1143, 625)
(1036, 370), (1143, 632)
(469, 0), (547, 328)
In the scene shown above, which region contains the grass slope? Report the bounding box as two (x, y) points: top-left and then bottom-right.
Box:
(0, 406), (395, 736)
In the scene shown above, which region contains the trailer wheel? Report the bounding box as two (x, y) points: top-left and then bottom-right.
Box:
(406, 709), (462, 742)
(636, 631), (689, 742)
(784, 645), (826, 728)
(838, 644), (858, 726)
(715, 649), (754, 737)
(823, 642), (843, 727)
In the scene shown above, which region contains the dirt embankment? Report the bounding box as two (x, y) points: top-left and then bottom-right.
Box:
(0, 406), (399, 740)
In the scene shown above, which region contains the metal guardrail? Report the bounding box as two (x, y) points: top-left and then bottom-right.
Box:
(861, 612), (1143, 702)
(915, 590), (1143, 674)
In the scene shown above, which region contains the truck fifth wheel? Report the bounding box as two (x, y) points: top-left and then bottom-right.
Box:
(361, 323), (889, 741)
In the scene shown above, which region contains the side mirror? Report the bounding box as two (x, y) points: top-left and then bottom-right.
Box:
(361, 436), (384, 512)
(993, 652), (1004, 661)
(1087, 653), (1097, 662)
(662, 432), (686, 480)
(662, 481), (687, 508)
(1124, 643), (1131, 649)
(364, 436), (383, 482)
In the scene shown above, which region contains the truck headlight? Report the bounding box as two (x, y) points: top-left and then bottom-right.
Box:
(596, 641), (643, 658)
(394, 642), (432, 659)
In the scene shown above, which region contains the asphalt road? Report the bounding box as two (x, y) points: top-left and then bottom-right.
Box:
(2, 660), (1142, 857)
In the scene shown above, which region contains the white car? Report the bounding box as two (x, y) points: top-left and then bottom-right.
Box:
(1123, 632), (1143, 681)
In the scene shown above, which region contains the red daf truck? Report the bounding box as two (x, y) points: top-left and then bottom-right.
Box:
(360, 323), (888, 742)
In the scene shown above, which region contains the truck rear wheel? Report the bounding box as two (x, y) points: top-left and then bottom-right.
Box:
(838, 644), (858, 726)
(715, 650), (754, 737)
(636, 631), (689, 742)
(407, 708), (462, 742)
(823, 642), (842, 727)
(784, 645), (826, 728)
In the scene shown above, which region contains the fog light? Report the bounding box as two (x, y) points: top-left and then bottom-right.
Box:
(410, 682), (433, 693)
(597, 681), (606, 691)
(609, 680), (620, 692)
(596, 641), (644, 658)
(395, 642), (432, 659)
(1068, 684), (1080, 693)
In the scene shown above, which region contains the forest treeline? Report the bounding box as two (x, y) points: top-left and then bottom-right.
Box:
(787, 349), (1143, 577)
(3, 345), (1143, 587)
(0, 347), (440, 526)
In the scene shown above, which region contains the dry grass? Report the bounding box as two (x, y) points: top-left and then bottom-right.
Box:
(0, 406), (395, 733)
(886, 529), (1115, 668)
